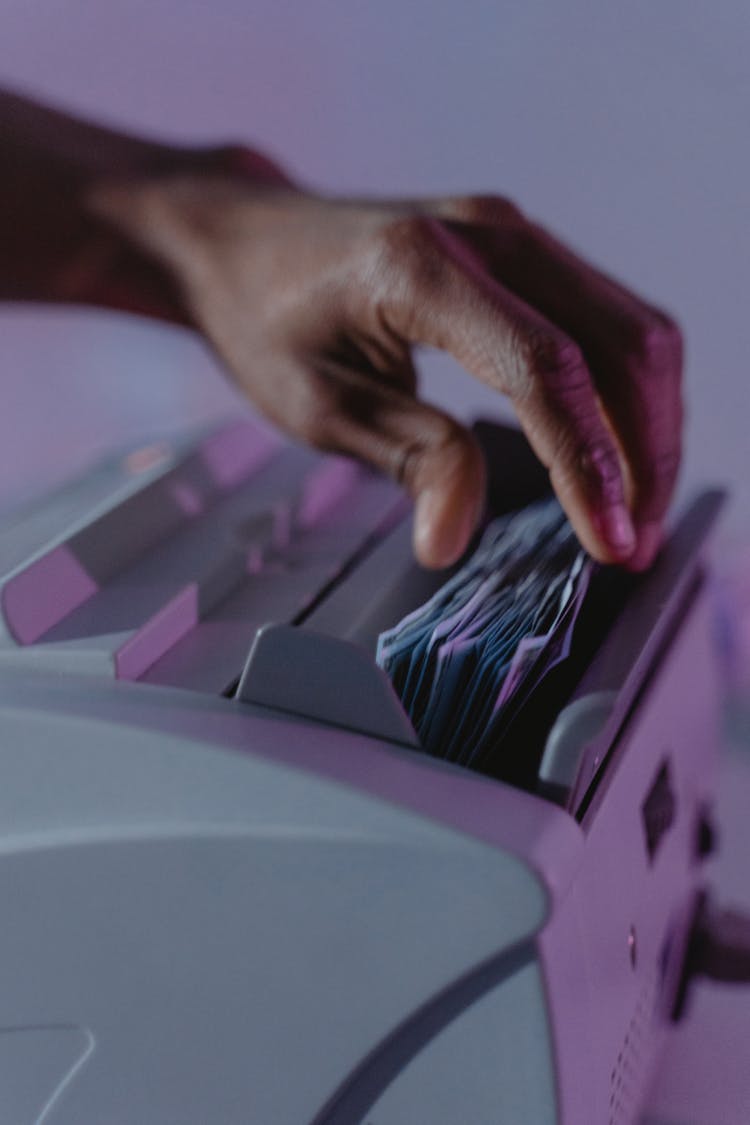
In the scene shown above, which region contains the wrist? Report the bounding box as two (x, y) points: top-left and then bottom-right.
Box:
(73, 142), (209, 322)
(80, 142), (294, 325)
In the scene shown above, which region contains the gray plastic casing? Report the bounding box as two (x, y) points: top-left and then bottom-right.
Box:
(0, 419), (724, 1124)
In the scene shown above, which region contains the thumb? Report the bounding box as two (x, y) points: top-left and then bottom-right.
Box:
(407, 421), (487, 568)
(277, 359), (487, 568)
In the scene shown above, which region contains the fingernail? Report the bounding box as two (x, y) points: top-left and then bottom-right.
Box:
(626, 522), (663, 572)
(597, 504), (637, 559)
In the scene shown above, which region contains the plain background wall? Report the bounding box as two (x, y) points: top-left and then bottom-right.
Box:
(1, 0), (748, 543)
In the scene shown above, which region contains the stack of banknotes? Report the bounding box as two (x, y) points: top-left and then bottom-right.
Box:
(376, 498), (593, 773)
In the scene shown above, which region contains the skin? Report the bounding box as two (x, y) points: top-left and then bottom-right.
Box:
(0, 90), (683, 569)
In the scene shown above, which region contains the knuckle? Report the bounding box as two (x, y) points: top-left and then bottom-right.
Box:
(376, 215), (446, 291)
(572, 439), (625, 506)
(548, 424), (624, 508)
(650, 304), (683, 342)
(395, 440), (424, 490)
(211, 143), (293, 186)
(624, 313), (683, 379)
(212, 142), (254, 172)
(579, 440), (623, 485)
(520, 329), (589, 396)
(443, 193), (525, 227)
(398, 417), (472, 490)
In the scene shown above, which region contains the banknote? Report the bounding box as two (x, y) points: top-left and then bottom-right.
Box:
(377, 498), (592, 770)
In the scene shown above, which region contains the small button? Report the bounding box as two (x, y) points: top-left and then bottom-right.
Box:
(695, 807), (718, 861)
(641, 760), (677, 863)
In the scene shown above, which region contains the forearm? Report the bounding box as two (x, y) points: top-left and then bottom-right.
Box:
(0, 88), (284, 321)
(0, 89), (173, 313)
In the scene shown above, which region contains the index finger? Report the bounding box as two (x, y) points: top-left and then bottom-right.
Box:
(431, 196), (683, 568)
(368, 215), (637, 564)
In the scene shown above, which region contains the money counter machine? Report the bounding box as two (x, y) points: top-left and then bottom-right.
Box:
(0, 416), (747, 1124)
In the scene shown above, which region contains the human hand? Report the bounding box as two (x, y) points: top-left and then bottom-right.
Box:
(90, 150), (682, 570)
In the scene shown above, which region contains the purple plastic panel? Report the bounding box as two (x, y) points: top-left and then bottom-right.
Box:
(198, 418), (280, 489)
(0, 419), (281, 652)
(115, 583), (199, 681)
(643, 751), (750, 1124)
(297, 457), (363, 529)
(1, 545), (98, 644)
(538, 586), (721, 1124)
(168, 479), (205, 517)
